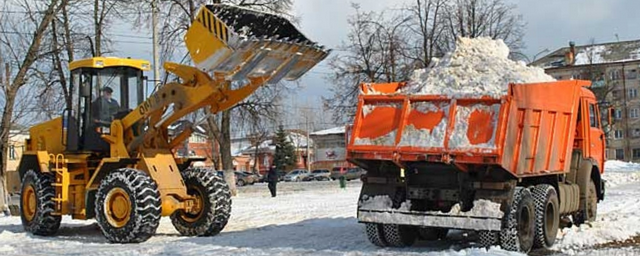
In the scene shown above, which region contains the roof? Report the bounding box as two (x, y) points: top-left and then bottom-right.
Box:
(532, 39), (640, 69)
(310, 126), (345, 136)
(69, 57), (151, 71)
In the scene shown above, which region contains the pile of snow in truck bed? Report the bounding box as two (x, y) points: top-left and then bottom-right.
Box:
(402, 37), (555, 97)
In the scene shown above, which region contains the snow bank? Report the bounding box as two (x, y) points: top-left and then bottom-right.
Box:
(402, 37), (555, 97)
(604, 160), (640, 172)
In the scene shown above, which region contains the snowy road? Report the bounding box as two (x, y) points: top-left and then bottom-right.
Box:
(1, 162), (640, 255)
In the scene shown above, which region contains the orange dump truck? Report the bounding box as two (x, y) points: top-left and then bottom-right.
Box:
(348, 80), (606, 252)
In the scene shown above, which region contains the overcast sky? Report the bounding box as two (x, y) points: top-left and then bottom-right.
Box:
(115, 0), (640, 111)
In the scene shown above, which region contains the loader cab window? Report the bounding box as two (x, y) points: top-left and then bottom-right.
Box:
(73, 66), (144, 151)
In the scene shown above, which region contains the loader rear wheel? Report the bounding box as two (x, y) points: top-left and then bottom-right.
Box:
(95, 169), (161, 243)
(171, 168), (231, 236)
(532, 184), (559, 248)
(365, 223), (388, 247)
(382, 224), (417, 247)
(500, 187), (535, 253)
(20, 170), (61, 236)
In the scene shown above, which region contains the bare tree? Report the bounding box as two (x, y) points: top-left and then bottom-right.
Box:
(405, 0), (448, 69)
(323, 4), (413, 124)
(443, 0), (525, 55)
(0, 0), (66, 214)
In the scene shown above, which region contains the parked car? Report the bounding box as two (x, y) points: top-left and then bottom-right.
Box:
(330, 166), (349, 180)
(331, 167), (366, 181)
(242, 171), (260, 184)
(235, 171), (255, 186)
(303, 169), (331, 181)
(343, 167), (366, 181)
(283, 169), (310, 182)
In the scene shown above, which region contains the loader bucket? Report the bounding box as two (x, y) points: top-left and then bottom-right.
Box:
(185, 4), (330, 84)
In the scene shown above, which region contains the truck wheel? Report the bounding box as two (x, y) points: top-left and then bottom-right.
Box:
(171, 168), (232, 236)
(365, 223), (388, 247)
(418, 227), (448, 240)
(20, 170), (61, 236)
(500, 187), (535, 252)
(237, 179), (245, 187)
(532, 184), (559, 248)
(95, 169), (161, 243)
(573, 180), (597, 225)
(382, 224), (417, 247)
(478, 231), (499, 247)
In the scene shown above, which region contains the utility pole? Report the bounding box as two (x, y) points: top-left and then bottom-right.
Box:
(151, 0), (160, 87)
(306, 116), (310, 172)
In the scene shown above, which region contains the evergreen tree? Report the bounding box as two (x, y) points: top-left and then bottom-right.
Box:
(273, 125), (297, 170)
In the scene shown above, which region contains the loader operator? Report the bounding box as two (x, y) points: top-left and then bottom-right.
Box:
(92, 86), (120, 125)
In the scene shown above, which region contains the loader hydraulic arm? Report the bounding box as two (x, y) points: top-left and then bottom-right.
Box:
(99, 4), (329, 158)
(117, 62), (267, 155)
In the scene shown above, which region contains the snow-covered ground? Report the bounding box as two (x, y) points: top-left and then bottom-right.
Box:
(1, 161), (639, 255)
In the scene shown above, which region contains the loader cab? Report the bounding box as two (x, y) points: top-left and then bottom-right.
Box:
(65, 57), (150, 152)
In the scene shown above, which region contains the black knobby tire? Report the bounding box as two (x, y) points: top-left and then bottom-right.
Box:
(418, 227), (449, 241)
(382, 224), (417, 247)
(171, 168), (232, 236)
(500, 187), (535, 252)
(95, 168), (161, 243)
(478, 231), (499, 247)
(532, 184), (559, 249)
(20, 170), (61, 236)
(573, 180), (598, 225)
(365, 223), (388, 247)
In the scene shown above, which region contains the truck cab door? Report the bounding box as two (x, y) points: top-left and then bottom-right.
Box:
(587, 102), (605, 171)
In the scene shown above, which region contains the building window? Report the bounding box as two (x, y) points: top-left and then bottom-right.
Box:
(9, 145), (16, 160)
(632, 108), (640, 119)
(614, 109), (623, 120)
(634, 128), (640, 138)
(616, 149), (625, 160)
(614, 130), (624, 139)
(610, 70), (621, 80)
(629, 88), (638, 99)
(634, 149), (640, 159)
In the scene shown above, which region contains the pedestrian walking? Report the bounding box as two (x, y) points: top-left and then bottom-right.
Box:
(267, 165), (278, 197)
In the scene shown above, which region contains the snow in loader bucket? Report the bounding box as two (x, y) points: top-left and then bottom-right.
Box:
(185, 4), (330, 84)
(357, 195), (504, 231)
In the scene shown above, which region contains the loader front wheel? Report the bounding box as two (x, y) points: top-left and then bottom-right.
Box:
(95, 169), (161, 243)
(20, 170), (61, 236)
(171, 168), (231, 236)
(500, 187), (535, 253)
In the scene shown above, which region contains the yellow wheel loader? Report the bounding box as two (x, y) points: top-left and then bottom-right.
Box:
(17, 4), (329, 243)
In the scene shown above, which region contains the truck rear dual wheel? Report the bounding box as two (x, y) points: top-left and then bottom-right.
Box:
(500, 187), (535, 253)
(532, 184), (559, 249)
(20, 170), (61, 236)
(95, 169), (162, 243)
(364, 223), (417, 247)
(171, 168), (231, 236)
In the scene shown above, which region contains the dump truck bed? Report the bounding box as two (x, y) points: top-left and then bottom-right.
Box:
(347, 80), (592, 177)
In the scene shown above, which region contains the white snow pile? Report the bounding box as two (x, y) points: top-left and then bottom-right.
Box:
(603, 160), (640, 188)
(402, 37), (555, 97)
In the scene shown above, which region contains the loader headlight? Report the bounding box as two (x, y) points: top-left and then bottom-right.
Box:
(95, 60), (104, 67)
(96, 126), (110, 134)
